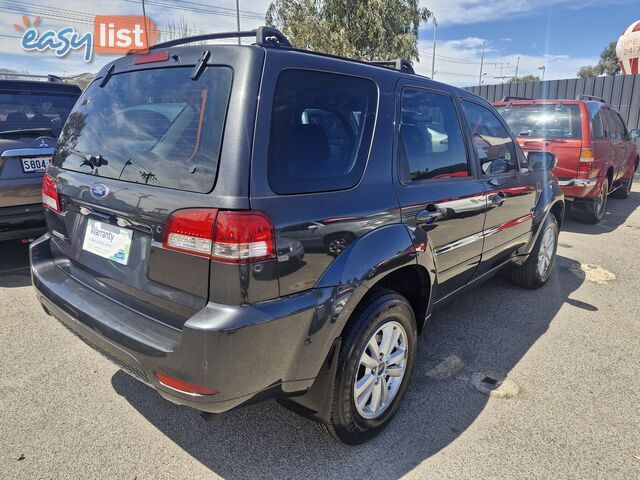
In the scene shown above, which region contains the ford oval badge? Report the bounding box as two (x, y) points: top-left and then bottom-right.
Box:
(90, 183), (109, 199)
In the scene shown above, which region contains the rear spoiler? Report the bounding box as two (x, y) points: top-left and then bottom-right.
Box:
(576, 94), (606, 103)
(501, 96), (532, 102)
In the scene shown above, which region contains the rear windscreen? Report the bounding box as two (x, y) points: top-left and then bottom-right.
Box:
(54, 67), (232, 193)
(0, 92), (78, 137)
(495, 104), (582, 140)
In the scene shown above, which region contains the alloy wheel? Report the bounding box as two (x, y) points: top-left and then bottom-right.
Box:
(536, 224), (556, 278)
(353, 321), (408, 420)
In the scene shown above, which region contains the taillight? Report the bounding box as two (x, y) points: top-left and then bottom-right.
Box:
(163, 209), (276, 263)
(133, 51), (169, 64)
(577, 148), (594, 178)
(163, 208), (218, 257)
(155, 371), (218, 395)
(42, 172), (61, 213)
(212, 211), (275, 263)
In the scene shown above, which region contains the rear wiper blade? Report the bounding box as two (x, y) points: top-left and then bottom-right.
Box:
(0, 127), (53, 136)
(68, 148), (109, 168)
(524, 138), (567, 145)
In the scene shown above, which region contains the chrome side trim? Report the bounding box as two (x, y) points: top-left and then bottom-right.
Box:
(1, 147), (55, 158)
(557, 178), (597, 187)
(434, 232), (485, 256)
(434, 213), (534, 256)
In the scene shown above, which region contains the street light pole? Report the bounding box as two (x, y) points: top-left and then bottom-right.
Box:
(539, 65), (546, 82)
(514, 56), (520, 83)
(431, 15), (438, 79)
(478, 41), (485, 87)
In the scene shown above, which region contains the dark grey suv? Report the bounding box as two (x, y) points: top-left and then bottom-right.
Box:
(0, 76), (80, 241)
(30, 28), (564, 444)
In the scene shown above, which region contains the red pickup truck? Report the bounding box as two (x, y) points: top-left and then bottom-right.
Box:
(494, 96), (639, 224)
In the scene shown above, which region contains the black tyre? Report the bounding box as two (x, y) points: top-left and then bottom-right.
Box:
(611, 168), (634, 200)
(318, 289), (417, 444)
(511, 214), (559, 289)
(572, 178), (608, 224)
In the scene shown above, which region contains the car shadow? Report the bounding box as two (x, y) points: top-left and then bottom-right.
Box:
(111, 255), (585, 480)
(562, 187), (640, 236)
(0, 240), (32, 288)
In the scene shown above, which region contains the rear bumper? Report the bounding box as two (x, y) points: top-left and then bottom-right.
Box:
(557, 178), (598, 188)
(558, 176), (602, 200)
(30, 234), (342, 413)
(0, 203), (45, 241)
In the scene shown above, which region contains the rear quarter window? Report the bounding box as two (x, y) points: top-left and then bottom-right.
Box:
(267, 69), (378, 195)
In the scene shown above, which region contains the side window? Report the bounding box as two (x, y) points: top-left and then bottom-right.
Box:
(588, 103), (606, 140)
(602, 108), (620, 141)
(613, 111), (628, 139)
(267, 70), (377, 195)
(398, 89), (469, 183)
(462, 101), (519, 175)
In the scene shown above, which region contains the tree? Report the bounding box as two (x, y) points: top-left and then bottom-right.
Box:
(577, 65), (600, 79)
(506, 74), (540, 83)
(266, 0), (432, 62)
(576, 41), (620, 78)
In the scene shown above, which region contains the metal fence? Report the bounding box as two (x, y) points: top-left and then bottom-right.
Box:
(465, 74), (640, 131)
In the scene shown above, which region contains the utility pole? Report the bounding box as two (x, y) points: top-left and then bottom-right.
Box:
(236, 0), (241, 45)
(478, 41), (486, 87)
(431, 15), (438, 79)
(141, 0), (150, 47)
(514, 56), (520, 83)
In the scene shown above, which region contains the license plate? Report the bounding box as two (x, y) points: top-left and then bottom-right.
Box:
(82, 219), (133, 265)
(21, 156), (51, 173)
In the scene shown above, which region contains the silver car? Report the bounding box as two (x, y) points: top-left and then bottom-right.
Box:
(0, 77), (80, 241)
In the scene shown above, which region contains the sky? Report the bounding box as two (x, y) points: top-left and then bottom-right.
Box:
(1, 0), (638, 87)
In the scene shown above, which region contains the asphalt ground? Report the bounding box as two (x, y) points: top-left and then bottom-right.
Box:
(1, 176), (639, 479)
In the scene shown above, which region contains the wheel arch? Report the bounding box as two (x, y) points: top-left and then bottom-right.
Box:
(606, 166), (614, 190)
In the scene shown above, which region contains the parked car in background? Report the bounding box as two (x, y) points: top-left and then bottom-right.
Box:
(31, 27), (564, 444)
(0, 76), (81, 241)
(494, 95), (640, 224)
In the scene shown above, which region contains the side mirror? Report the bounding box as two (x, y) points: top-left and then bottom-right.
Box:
(630, 129), (640, 140)
(527, 151), (557, 171)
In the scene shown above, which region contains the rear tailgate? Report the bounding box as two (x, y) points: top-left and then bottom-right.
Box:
(496, 102), (584, 178)
(44, 60), (242, 330)
(517, 138), (582, 179)
(45, 170), (214, 329)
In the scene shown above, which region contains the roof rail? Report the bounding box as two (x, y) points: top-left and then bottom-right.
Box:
(150, 26), (292, 50)
(501, 96), (532, 102)
(367, 59), (415, 74)
(577, 94), (606, 103)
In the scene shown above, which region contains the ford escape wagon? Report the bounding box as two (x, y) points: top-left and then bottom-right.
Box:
(0, 76), (80, 241)
(495, 96), (639, 224)
(31, 27), (564, 444)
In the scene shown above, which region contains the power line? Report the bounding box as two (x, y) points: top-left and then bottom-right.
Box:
(121, 0), (264, 20)
(3, 0), (265, 38)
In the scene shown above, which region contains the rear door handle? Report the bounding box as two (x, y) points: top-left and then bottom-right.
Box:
(416, 205), (447, 224)
(490, 191), (507, 206)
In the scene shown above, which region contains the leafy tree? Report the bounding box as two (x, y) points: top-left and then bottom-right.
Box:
(506, 74), (540, 83)
(266, 0), (432, 62)
(577, 65), (600, 79)
(576, 41), (620, 77)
